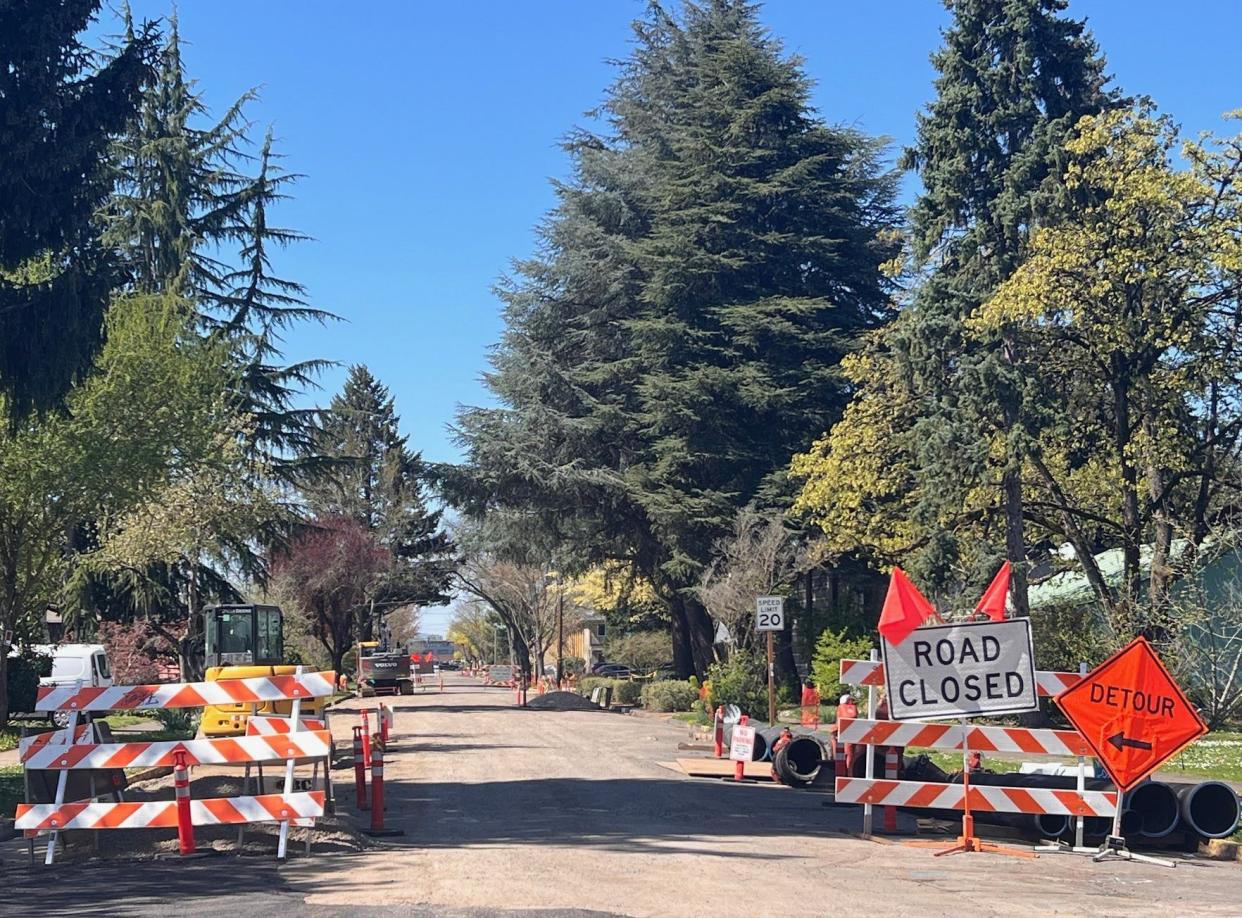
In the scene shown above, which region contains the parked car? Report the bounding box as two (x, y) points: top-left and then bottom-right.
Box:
(592, 662), (634, 679)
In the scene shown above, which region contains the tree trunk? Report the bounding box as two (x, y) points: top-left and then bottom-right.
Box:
(0, 646), (9, 727)
(775, 617), (799, 698)
(1002, 466), (1030, 617)
(669, 599), (695, 680)
(1112, 365), (1142, 611)
(1001, 332), (1031, 618)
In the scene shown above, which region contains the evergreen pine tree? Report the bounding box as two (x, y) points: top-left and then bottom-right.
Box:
(890, 0), (1117, 603)
(450, 0), (899, 675)
(0, 0), (154, 417)
(309, 365), (454, 632)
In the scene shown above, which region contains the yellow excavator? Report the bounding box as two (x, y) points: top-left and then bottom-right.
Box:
(199, 603), (326, 737)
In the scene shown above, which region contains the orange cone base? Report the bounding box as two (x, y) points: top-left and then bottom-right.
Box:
(903, 835), (1037, 859)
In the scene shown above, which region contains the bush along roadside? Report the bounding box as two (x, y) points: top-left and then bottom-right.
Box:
(641, 680), (698, 712)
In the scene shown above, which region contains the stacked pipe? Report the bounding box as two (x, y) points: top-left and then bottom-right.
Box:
(899, 755), (1239, 843)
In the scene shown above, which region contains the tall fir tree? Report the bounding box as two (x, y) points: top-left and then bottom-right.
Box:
(449, 0), (899, 675)
(0, 0), (155, 418)
(73, 15), (330, 636)
(308, 365), (454, 635)
(889, 0), (1117, 603)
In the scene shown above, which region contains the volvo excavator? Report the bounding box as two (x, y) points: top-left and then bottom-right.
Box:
(199, 603), (326, 737)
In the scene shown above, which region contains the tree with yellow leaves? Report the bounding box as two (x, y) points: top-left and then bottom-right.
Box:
(973, 107), (1242, 635)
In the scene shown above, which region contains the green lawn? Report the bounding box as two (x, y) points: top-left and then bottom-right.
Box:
(0, 765), (22, 817)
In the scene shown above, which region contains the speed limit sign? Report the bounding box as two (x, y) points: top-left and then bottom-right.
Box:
(755, 596), (785, 632)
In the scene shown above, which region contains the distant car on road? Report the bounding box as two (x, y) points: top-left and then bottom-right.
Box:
(592, 662), (634, 679)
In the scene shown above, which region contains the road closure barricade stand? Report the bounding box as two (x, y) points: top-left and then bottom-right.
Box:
(14, 668), (336, 864)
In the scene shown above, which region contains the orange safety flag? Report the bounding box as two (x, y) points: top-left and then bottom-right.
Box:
(877, 567), (935, 646)
(975, 561), (1011, 622)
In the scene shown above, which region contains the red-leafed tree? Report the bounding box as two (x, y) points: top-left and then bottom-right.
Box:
(272, 517), (391, 676)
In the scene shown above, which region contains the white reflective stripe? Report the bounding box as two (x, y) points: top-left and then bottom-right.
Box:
(834, 778), (1117, 816)
(22, 730), (332, 769)
(837, 718), (1088, 757)
(17, 724), (94, 754)
(36, 672), (337, 711)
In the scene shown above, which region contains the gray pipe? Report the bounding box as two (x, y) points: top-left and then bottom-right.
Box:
(1129, 781), (1180, 839)
(722, 722), (770, 761)
(1171, 781), (1241, 839)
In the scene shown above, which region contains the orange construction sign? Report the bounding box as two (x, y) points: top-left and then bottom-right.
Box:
(1055, 637), (1207, 792)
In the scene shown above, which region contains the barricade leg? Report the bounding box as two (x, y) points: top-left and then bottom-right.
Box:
(882, 746), (899, 833)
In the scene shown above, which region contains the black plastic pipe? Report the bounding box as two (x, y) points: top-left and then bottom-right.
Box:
(1171, 781), (1241, 839)
(1130, 781), (1180, 839)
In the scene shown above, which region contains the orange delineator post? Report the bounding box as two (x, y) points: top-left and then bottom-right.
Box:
(439, 673), (444, 693)
(713, 706), (724, 759)
(352, 726), (369, 811)
(361, 710), (372, 767)
(173, 751), (195, 855)
(379, 706), (389, 746)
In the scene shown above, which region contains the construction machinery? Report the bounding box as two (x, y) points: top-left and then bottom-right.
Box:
(199, 603), (326, 737)
(355, 639), (414, 696)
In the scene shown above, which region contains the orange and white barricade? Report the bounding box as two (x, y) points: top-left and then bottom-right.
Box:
(16, 667), (336, 863)
(835, 777), (1117, 818)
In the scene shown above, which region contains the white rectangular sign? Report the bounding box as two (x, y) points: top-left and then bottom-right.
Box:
(729, 724), (756, 762)
(881, 619), (1038, 721)
(755, 596), (785, 632)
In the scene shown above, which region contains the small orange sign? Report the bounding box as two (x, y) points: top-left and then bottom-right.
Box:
(1056, 637), (1207, 792)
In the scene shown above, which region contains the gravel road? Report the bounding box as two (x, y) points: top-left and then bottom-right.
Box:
(3, 673), (1240, 917)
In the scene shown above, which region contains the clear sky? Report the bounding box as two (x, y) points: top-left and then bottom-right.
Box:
(115, 1), (1242, 634)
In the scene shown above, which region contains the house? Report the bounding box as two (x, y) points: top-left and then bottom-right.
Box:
(565, 614), (607, 668)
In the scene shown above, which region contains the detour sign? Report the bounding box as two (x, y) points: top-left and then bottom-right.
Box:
(1056, 636), (1207, 792)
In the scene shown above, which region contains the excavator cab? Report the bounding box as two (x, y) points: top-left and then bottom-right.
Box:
(199, 603), (324, 736)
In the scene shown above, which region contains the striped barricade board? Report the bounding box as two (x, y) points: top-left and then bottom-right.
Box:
(246, 715), (327, 736)
(15, 791), (325, 832)
(35, 670), (337, 712)
(20, 730), (332, 770)
(17, 723), (96, 756)
(840, 658), (1079, 697)
(835, 777), (1116, 817)
(836, 717), (1091, 758)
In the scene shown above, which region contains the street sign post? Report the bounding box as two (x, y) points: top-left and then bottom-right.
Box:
(1055, 636), (1206, 868)
(881, 619), (1039, 721)
(756, 597), (784, 724)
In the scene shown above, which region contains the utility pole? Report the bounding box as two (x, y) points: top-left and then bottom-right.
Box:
(556, 584), (564, 686)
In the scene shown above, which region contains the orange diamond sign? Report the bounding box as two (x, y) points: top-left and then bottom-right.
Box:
(1056, 637), (1207, 792)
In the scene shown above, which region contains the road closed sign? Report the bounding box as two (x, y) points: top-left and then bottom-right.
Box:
(1056, 636), (1207, 792)
(881, 619), (1039, 721)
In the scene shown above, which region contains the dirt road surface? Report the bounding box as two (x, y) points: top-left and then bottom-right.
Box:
(3, 673), (1240, 917)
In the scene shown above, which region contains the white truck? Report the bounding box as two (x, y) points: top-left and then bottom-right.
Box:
(32, 643), (114, 725)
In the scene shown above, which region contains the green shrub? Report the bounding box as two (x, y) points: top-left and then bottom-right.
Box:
(5, 651), (51, 718)
(811, 628), (874, 702)
(641, 680), (698, 712)
(577, 676), (611, 699)
(687, 675), (700, 690)
(611, 679), (642, 705)
(562, 656), (586, 677)
(153, 707), (198, 736)
(705, 652), (766, 717)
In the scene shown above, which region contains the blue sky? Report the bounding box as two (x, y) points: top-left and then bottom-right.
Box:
(113, 1), (1241, 632)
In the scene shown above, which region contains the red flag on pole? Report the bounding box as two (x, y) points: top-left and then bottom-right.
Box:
(878, 568), (936, 645)
(975, 561), (1011, 622)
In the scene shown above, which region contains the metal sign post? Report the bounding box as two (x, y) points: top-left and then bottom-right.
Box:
(755, 597), (784, 727)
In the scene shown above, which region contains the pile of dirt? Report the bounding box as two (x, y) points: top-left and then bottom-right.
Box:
(526, 691), (603, 712)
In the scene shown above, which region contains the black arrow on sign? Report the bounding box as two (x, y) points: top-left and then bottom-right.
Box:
(1107, 731), (1152, 752)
